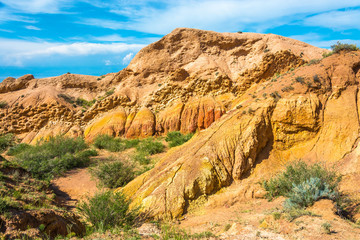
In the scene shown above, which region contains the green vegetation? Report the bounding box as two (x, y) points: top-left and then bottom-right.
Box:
(105, 88), (115, 97)
(263, 161), (340, 200)
(90, 161), (135, 189)
(0, 133), (16, 153)
(7, 143), (31, 156)
(94, 134), (139, 152)
(323, 41), (359, 58)
(331, 41), (359, 53)
(57, 94), (95, 108)
(12, 135), (97, 180)
(78, 191), (137, 231)
(322, 222), (332, 234)
(295, 76), (305, 84)
(263, 161), (341, 219)
(0, 101), (7, 108)
(307, 59), (321, 65)
(136, 138), (164, 155)
(165, 131), (193, 148)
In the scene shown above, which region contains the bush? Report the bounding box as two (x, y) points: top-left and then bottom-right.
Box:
(0, 133), (16, 153)
(331, 41), (359, 53)
(14, 136), (95, 180)
(7, 143), (31, 156)
(262, 161), (340, 200)
(0, 101), (7, 109)
(284, 177), (337, 209)
(94, 135), (139, 152)
(77, 191), (137, 231)
(91, 161), (135, 188)
(165, 131), (193, 148)
(131, 152), (150, 165)
(136, 138), (164, 155)
(0, 197), (9, 213)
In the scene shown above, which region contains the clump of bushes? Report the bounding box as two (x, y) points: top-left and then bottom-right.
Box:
(0, 133), (16, 153)
(165, 131), (193, 148)
(323, 41), (359, 58)
(94, 135), (139, 152)
(331, 41), (359, 53)
(262, 161), (340, 201)
(7, 143), (31, 156)
(77, 190), (137, 231)
(262, 161), (341, 220)
(135, 138), (164, 155)
(91, 161), (135, 189)
(13, 135), (97, 180)
(57, 94), (95, 108)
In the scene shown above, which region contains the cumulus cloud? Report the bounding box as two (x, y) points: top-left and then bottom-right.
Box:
(0, 38), (145, 66)
(79, 0), (360, 34)
(122, 52), (134, 65)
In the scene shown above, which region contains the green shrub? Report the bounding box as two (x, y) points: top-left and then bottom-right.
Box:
(0, 133), (16, 153)
(0, 101), (7, 109)
(0, 197), (9, 213)
(331, 41), (359, 53)
(77, 191), (137, 231)
(165, 131), (193, 148)
(91, 161), (135, 188)
(14, 136), (95, 180)
(131, 152), (150, 165)
(284, 177), (337, 209)
(94, 135), (139, 152)
(136, 138), (164, 155)
(262, 161), (340, 200)
(7, 143), (31, 156)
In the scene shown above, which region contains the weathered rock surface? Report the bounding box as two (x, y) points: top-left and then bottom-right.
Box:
(122, 51), (360, 219)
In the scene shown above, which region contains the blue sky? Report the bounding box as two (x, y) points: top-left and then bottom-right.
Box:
(0, 0), (360, 80)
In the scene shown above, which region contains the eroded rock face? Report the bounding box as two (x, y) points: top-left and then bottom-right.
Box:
(122, 51), (360, 219)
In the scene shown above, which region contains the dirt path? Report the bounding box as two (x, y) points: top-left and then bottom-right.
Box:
(51, 167), (99, 209)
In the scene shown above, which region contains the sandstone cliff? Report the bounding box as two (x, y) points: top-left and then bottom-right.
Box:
(0, 28), (326, 144)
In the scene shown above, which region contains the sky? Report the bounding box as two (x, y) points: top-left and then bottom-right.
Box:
(0, 0), (360, 81)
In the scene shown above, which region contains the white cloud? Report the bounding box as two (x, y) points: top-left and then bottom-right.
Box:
(122, 52), (134, 65)
(105, 60), (112, 65)
(288, 33), (360, 48)
(25, 25), (41, 30)
(304, 10), (360, 30)
(0, 38), (145, 66)
(93, 34), (130, 42)
(1, 0), (71, 14)
(78, 0), (360, 34)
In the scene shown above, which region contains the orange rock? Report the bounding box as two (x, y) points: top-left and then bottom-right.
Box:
(84, 107), (127, 142)
(126, 108), (156, 138)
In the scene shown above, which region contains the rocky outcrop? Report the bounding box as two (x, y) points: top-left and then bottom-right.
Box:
(121, 51), (360, 219)
(126, 108), (156, 138)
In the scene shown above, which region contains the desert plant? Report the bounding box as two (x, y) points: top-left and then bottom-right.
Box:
(321, 222), (332, 234)
(0, 197), (9, 213)
(165, 131), (193, 148)
(295, 76), (305, 84)
(77, 190), (137, 231)
(94, 135), (139, 152)
(331, 41), (359, 53)
(7, 143), (31, 156)
(308, 59), (321, 65)
(131, 152), (150, 165)
(0, 101), (7, 108)
(136, 138), (164, 155)
(14, 135), (96, 180)
(0, 133), (16, 153)
(262, 161), (340, 200)
(91, 161), (135, 189)
(284, 177), (337, 209)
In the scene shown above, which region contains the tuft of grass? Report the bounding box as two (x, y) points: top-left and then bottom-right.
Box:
(0, 101), (7, 109)
(321, 222), (332, 234)
(77, 190), (138, 231)
(0, 133), (16, 153)
(90, 161), (135, 189)
(13, 135), (96, 180)
(165, 131), (193, 148)
(295, 76), (305, 84)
